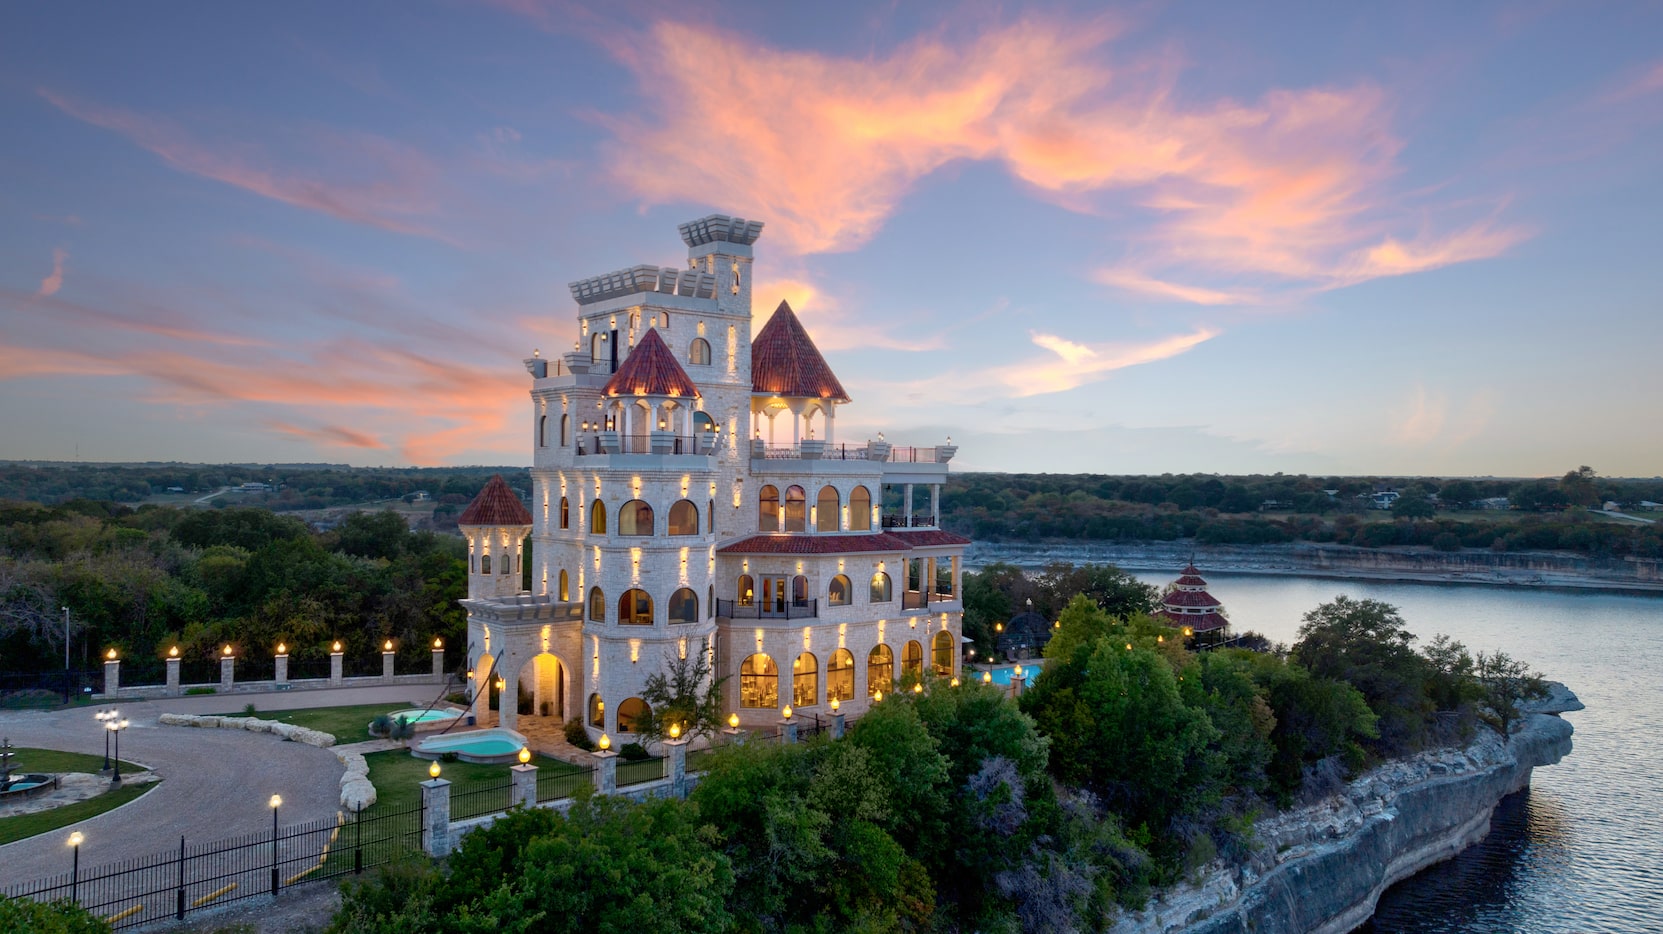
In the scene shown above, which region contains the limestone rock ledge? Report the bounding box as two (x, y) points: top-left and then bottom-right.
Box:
(1112, 683), (1578, 934)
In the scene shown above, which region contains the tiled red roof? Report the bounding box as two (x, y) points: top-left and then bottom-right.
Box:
(1155, 608), (1228, 632)
(1182, 564), (1202, 575)
(458, 475), (533, 527)
(1164, 590), (1222, 608)
(886, 529), (972, 547)
(750, 301), (850, 402)
(1174, 575), (1208, 587)
(717, 533), (912, 555)
(603, 329), (701, 399)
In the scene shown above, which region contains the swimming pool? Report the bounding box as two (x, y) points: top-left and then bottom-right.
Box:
(378, 707), (465, 733)
(974, 663), (1043, 687)
(412, 727), (527, 764)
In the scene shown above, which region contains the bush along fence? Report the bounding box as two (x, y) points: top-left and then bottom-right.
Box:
(96, 639), (454, 700)
(1, 710), (848, 927)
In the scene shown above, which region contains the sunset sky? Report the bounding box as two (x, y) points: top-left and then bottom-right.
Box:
(3, 2), (1661, 476)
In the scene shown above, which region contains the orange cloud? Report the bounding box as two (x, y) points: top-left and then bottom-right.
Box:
(599, 16), (1526, 299)
(268, 421), (387, 450)
(750, 274), (943, 353)
(994, 327), (1218, 396)
(39, 89), (453, 243)
(37, 248), (67, 297)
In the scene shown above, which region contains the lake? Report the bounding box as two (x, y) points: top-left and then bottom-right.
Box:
(1120, 571), (1663, 933)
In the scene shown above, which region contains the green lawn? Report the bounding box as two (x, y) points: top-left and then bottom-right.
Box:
(360, 749), (581, 821)
(216, 702), (417, 744)
(0, 782), (156, 845)
(4, 747), (145, 775)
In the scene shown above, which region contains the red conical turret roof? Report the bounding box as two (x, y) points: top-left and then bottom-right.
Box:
(603, 329), (701, 399)
(751, 301), (850, 402)
(458, 475), (532, 527)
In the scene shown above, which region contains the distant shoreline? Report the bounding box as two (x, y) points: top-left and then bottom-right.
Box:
(966, 540), (1663, 597)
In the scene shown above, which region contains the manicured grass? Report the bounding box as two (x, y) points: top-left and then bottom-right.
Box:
(0, 782), (156, 845)
(216, 703), (416, 744)
(360, 749), (580, 821)
(5, 747), (144, 775)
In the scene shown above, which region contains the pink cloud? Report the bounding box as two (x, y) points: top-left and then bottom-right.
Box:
(993, 327), (1219, 396)
(268, 421), (388, 450)
(36, 248), (67, 297)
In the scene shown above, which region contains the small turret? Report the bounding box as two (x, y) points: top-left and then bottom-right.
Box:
(459, 475), (534, 600)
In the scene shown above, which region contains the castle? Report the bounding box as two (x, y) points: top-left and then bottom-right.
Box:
(458, 215), (967, 740)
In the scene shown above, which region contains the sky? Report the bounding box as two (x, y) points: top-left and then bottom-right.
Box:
(2, 1), (1661, 477)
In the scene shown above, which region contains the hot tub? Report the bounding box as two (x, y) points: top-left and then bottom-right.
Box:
(412, 728), (528, 764)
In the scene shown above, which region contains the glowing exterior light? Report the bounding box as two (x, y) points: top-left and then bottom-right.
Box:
(429, 761), (441, 779)
(69, 831), (83, 847)
(994, 622), (1004, 633)
(830, 698), (840, 712)
(1013, 665), (1023, 678)
(106, 648), (117, 661)
(433, 638), (443, 649)
(269, 794), (282, 809)
(1126, 643), (1134, 651)
(873, 691), (884, 703)
(276, 642), (287, 655)
(496, 677), (506, 691)
(222, 645), (233, 657)
(169, 646), (178, 658)
(727, 713), (740, 729)
(669, 723), (682, 740)
(950, 677), (960, 688)
(782, 705), (793, 720)
(983, 670), (992, 684)
(598, 734), (611, 751)
(383, 640), (393, 652)
(518, 747), (532, 765)
(333, 641), (343, 652)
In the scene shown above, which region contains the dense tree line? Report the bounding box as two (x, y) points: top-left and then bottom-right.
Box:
(942, 469), (1663, 557)
(0, 500), (469, 683)
(0, 463), (514, 512)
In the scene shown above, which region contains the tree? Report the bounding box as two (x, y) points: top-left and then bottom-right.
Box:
(1439, 479), (1481, 509)
(1292, 597), (1433, 755)
(0, 898), (110, 934)
(1559, 466), (1600, 508)
(636, 646), (727, 744)
(333, 510), (411, 560)
(1474, 650), (1547, 741)
(1392, 490), (1436, 520)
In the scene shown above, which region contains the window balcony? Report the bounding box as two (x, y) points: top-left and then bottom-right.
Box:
(716, 598), (820, 620)
(881, 514), (936, 528)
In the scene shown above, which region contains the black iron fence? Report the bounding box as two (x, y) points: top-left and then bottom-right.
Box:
(617, 756), (665, 787)
(881, 513), (938, 528)
(1, 803), (422, 930)
(536, 765), (595, 803)
(0, 668), (102, 708)
(450, 776), (513, 821)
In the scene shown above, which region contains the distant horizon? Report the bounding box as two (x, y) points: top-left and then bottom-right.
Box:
(4, 4), (1661, 474)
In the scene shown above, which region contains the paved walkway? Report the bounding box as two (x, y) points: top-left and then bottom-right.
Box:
(0, 684), (442, 887)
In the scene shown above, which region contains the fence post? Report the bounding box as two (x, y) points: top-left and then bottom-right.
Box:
(779, 716), (798, 745)
(511, 761), (537, 809)
(1010, 671), (1026, 699)
(664, 736), (688, 799)
(330, 647), (344, 686)
(421, 778), (452, 857)
(353, 807), (363, 875)
(275, 650), (288, 686)
(176, 834), (186, 920)
(103, 655), (120, 698)
(382, 647), (396, 682)
(166, 654), (181, 695)
(591, 749), (617, 795)
(219, 651), (235, 693)
(431, 643), (445, 682)
(830, 710), (846, 740)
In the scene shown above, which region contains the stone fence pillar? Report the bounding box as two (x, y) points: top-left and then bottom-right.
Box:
(1010, 672), (1026, 698)
(275, 652), (289, 686)
(511, 762), (537, 810)
(330, 649), (344, 686)
(665, 737), (688, 799)
(103, 655), (120, 698)
(165, 655), (180, 696)
(830, 711), (846, 740)
(220, 652), (235, 693)
(382, 646), (396, 682)
(592, 749), (617, 795)
(421, 778), (452, 857)
(779, 717), (798, 745)
(431, 645), (445, 682)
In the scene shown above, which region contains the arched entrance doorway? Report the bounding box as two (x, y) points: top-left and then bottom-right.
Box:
(517, 652), (566, 721)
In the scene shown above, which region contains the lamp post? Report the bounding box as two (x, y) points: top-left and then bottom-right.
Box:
(269, 794), (282, 895)
(95, 709), (117, 772)
(108, 718), (129, 783)
(62, 606), (71, 703)
(68, 831), (83, 905)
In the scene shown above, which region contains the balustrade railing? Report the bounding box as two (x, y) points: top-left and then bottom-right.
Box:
(716, 598), (820, 620)
(881, 514), (937, 528)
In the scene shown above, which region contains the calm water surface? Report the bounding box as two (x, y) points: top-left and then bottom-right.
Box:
(1124, 572), (1663, 934)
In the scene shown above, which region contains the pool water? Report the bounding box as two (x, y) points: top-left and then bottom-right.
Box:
(975, 664), (1042, 686)
(413, 727), (528, 764)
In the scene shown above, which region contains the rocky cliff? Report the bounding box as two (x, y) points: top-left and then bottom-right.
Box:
(1112, 685), (1581, 934)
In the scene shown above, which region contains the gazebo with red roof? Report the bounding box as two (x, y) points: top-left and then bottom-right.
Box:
(1153, 563), (1229, 636)
(750, 301), (849, 452)
(596, 328), (706, 455)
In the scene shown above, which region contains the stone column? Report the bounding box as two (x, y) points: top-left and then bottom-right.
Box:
(930, 484), (940, 526)
(591, 749), (617, 795)
(499, 669), (518, 731)
(275, 652), (288, 686)
(830, 710), (846, 740)
(330, 649), (344, 686)
(1010, 671), (1026, 699)
(220, 653), (235, 693)
(722, 725), (746, 747)
(165, 655), (180, 695)
(421, 778), (452, 857)
(103, 656), (120, 698)
(510, 762), (538, 810)
(904, 483), (914, 524)
(665, 737), (689, 798)
(779, 717), (798, 745)
(382, 647), (396, 682)
(431, 646), (445, 682)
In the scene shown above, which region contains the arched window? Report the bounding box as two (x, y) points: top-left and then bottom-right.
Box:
(558, 569), (569, 602)
(689, 338), (711, 365)
(694, 412), (716, 452)
(619, 589), (653, 625)
(740, 654), (778, 709)
(791, 574), (808, 607)
(828, 648), (854, 703)
(560, 414), (570, 446)
(618, 697), (651, 733)
(588, 586), (605, 622)
(867, 645), (893, 695)
(828, 574), (851, 606)
(590, 500), (606, 534)
(816, 486), (840, 531)
(849, 486), (872, 531)
(669, 587), (698, 623)
(538, 414), (547, 447)
(481, 553), (492, 575)
(932, 631), (954, 676)
(559, 496), (570, 529)
(503, 552), (513, 575)
(793, 652), (818, 707)
(784, 486), (806, 532)
(470, 553), (476, 573)
(870, 571), (892, 603)
(758, 485), (780, 531)
(590, 332), (606, 364)
(619, 500), (653, 536)
(737, 575), (755, 607)
(588, 693), (604, 727)
(903, 640), (924, 679)
(668, 500), (699, 536)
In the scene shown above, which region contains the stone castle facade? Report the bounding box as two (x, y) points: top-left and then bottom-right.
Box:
(459, 215), (967, 740)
